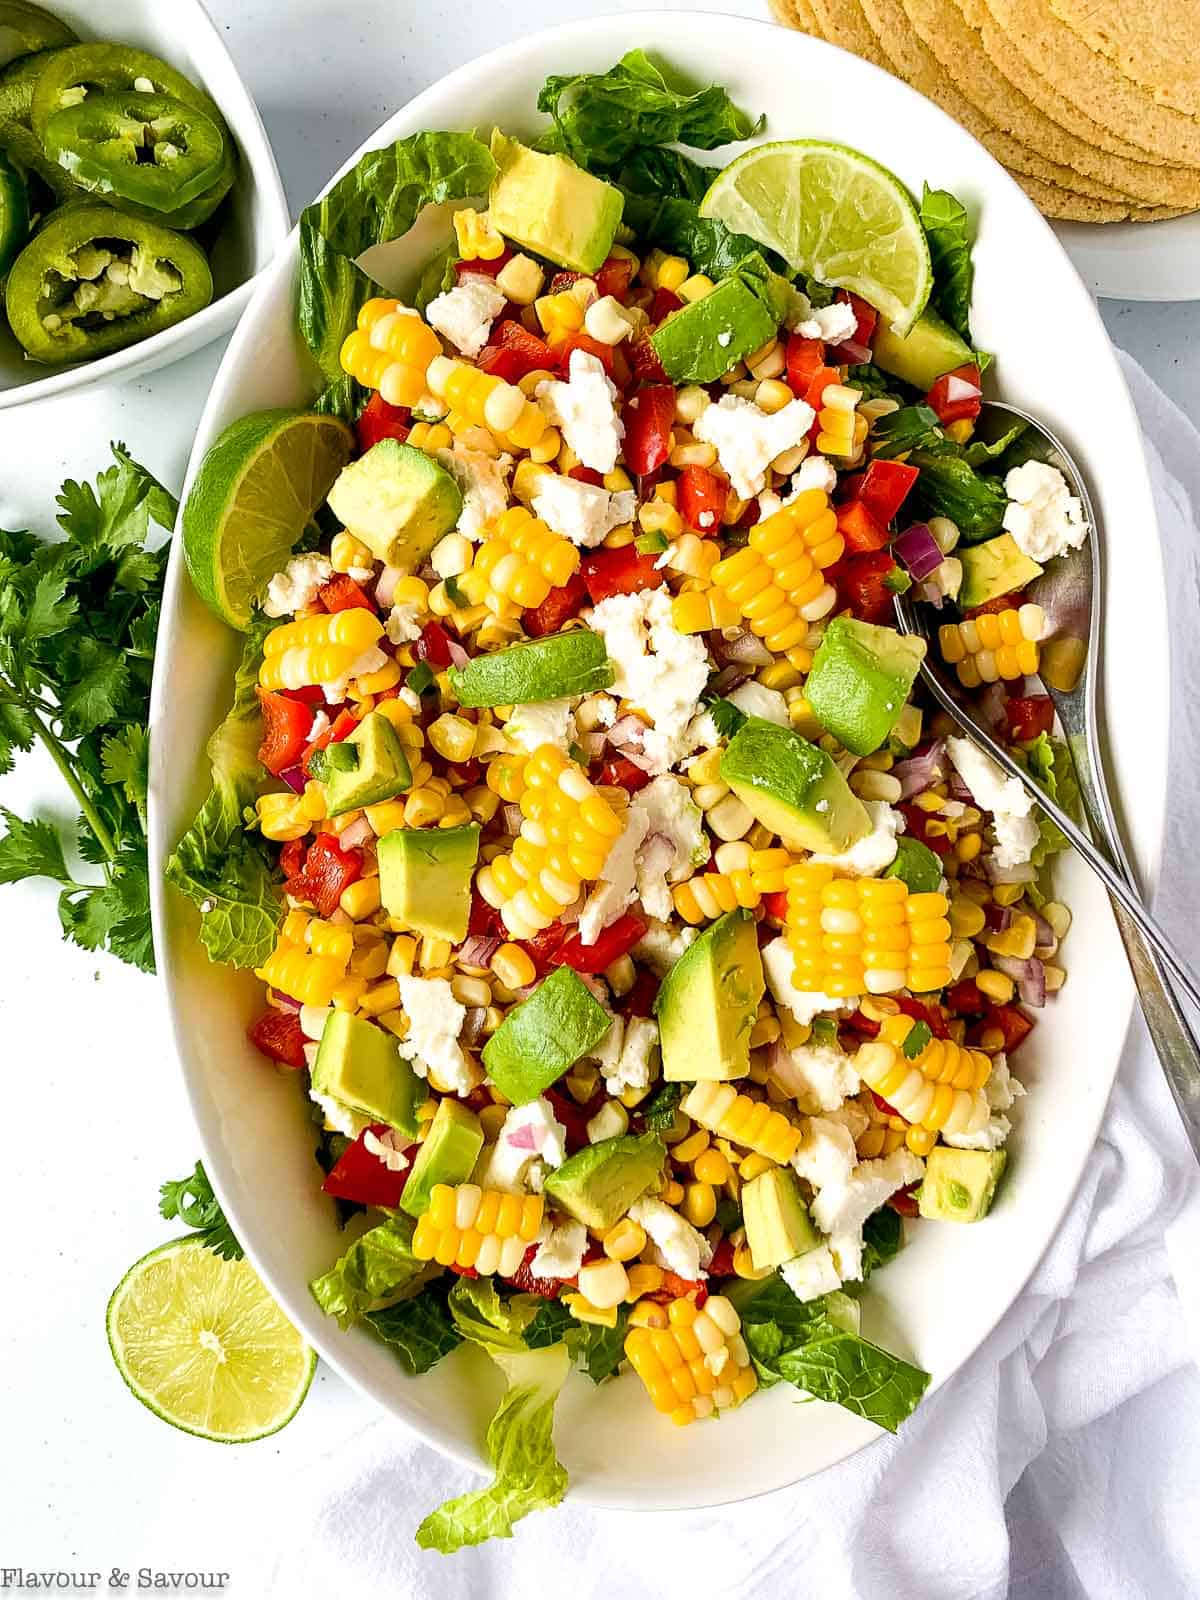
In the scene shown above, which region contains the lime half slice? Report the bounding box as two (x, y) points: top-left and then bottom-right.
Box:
(182, 409), (355, 631)
(107, 1237), (316, 1443)
(700, 140), (932, 333)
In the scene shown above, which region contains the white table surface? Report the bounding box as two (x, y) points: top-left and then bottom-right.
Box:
(1, 0), (1197, 1590)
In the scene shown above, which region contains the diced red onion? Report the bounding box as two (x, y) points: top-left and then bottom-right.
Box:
(991, 953), (1046, 1007)
(269, 988), (302, 1012)
(977, 682), (1009, 735)
(947, 771), (975, 802)
(507, 1121), (542, 1151)
(945, 373), (982, 402)
(374, 565), (404, 609)
(1032, 911), (1055, 948)
(558, 894), (583, 926)
(502, 802), (524, 834)
(893, 523), (945, 582)
(722, 629), (774, 666)
(891, 739), (946, 800)
(608, 714), (647, 747)
(461, 1007), (489, 1047)
(338, 815), (375, 850)
(986, 904), (1013, 933)
(709, 662), (750, 695)
(984, 857), (1037, 884)
(459, 933), (502, 968)
(278, 765), (307, 794)
(830, 337), (873, 366)
(446, 638), (469, 668)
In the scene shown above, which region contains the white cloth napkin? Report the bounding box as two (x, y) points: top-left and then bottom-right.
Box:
(230, 355), (1200, 1600)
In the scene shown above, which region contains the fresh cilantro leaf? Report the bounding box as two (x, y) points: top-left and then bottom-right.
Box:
(21, 569), (77, 645)
(902, 1020), (933, 1059)
(443, 574), (467, 607)
(642, 1080), (683, 1131)
(707, 697), (747, 739)
(0, 702), (35, 777)
(55, 442), (177, 568)
(369, 1279), (463, 1374)
(59, 845), (154, 972)
(407, 661), (435, 695)
(810, 1017), (840, 1050)
(0, 809), (70, 885)
(101, 726), (149, 824)
(159, 1161), (243, 1261)
(869, 404), (946, 459)
(56, 639), (131, 739)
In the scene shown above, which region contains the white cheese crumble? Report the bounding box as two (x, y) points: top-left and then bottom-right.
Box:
(791, 1115), (859, 1194)
(537, 350), (624, 474)
(436, 445), (514, 541)
(385, 600), (424, 643)
(762, 935), (858, 1026)
(1003, 460), (1090, 564)
(503, 697), (576, 755)
(363, 1127), (410, 1172)
(531, 471), (637, 549)
(793, 300), (859, 344)
(425, 272), (505, 359)
(577, 804), (648, 945)
(780, 1245), (843, 1303)
(632, 919), (697, 977)
(481, 1095), (570, 1194)
(771, 1041), (862, 1114)
(631, 774), (707, 920)
(629, 1196), (714, 1280)
(530, 1215), (588, 1279)
(811, 1148), (925, 1281)
(589, 588), (709, 773)
(395, 975), (471, 1093)
(790, 453), (839, 496)
(727, 681), (789, 727)
(692, 394), (815, 499)
(263, 554), (332, 618)
(945, 1053), (1022, 1150)
(946, 736), (1039, 869)
(309, 1090), (368, 1140)
(603, 1014), (659, 1097)
(810, 801), (903, 877)
(321, 644), (389, 704)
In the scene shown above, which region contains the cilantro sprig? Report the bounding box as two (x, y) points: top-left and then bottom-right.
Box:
(159, 1161), (243, 1261)
(0, 444), (175, 971)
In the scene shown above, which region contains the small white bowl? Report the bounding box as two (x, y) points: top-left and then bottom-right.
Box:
(0, 0), (288, 411)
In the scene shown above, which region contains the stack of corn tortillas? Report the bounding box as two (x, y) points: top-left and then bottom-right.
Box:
(770, 0), (1200, 222)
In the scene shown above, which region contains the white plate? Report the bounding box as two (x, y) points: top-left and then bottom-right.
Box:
(0, 0), (289, 411)
(147, 10), (1168, 1511)
(1054, 214), (1200, 302)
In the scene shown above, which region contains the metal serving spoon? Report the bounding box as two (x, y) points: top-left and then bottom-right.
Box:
(893, 400), (1200, 1160)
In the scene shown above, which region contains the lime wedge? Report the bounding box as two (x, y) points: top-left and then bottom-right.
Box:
(182, 409), (355, 630)
(107, 1237), (315, 1443)
(699, 140), (932, 333)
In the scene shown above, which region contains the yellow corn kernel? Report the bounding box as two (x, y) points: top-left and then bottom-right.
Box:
(490, 942), (536, 990)
(495, 253), (545, 306)
(682, 1082), (803, 1165)
(626, 1264), (666, 1300)
(452, 207), (505, 261)
(330, 530), (374, 575)
(655, 255), (689, 293)
(256, 792), (310, 842)
(603, 1219), (647, 1263)
(339, 877), (381, 920)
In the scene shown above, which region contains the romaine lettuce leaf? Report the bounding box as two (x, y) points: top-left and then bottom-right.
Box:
(907, 449), (1009, 542)
(1023, 732), (1082, 902)
(621, 144), (712, 204)
(297, 132), (496, 411)
(859, 1204), (904, 1279)
(164, 619), (283, 967)
(919, 185), (975, 346)
(620, 190), (770, 279)
(537, 48), (760, 171)
(309, 1214), (426, 1330)
(525, 1298), (629, 1382)
(868, 403), (945, 459)
(369, 1277), (462, 1374)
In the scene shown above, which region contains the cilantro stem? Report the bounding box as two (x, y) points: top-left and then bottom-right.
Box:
(26, 705), (118, 863)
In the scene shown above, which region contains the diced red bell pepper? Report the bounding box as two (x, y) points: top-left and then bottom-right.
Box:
(285, 832), (363, 918)
(649, 287), (682, 324)
(414, 619), (453, 668)
(285, 684), (326, 706)
(627, 334), (668, 384)
(846, 1009), (881, 1038)
(569, 464), (604, 487)
(785, 334), (826, 399)
(454, 249), (512, 280)
(927, 363), (982, 426)
(477, 319), (554, 384)
(256, 688), (315, 778)
(829, 290), (878, 358)
(622, 383), (676, 476)
(898, 800), (953, 857)
(847, 459), (920, 528)
(548, 270), (580, 293)
(618, 967), (660, 1018)
(553, 913), (648, 975)
(522, 570), (589, 637)
(467, 890), (504, 939)
(555, 330), (615, 376)
(508, 1243), (574, 1298)
(319, 573), (375, 613)
(707, 1237), (736, 1278)
(761, 889), (788, 923)
(279, 837), (308, 879)
(581, 543), (666, 603)
(977, 1002), (1034, 1054)
(871, 1089), (901, 1116)
(1004, 694), (1055, 742)
(597, 755), (651, 793)
(596, 253), (636, 301)
(966, 595), (1025, 617)
(805, 363), (842, 409)
(302, 707), (358, 775)
(677, 464), (728, 535)
(247, 1007), (308, 1068)
(355, 391), (411, 452)
(520, 921), (569, 975)
(830, 549), (902, 624)
(895, 995), (950, 1039)
(889, 1183), (920, 1217)
(836, 499), (890, 554)
(544, 1088), (592, 1155)
(322, 1125), (413, 1208)
(646, 1272), (707, 1305)
(945, 978), (986, 1016)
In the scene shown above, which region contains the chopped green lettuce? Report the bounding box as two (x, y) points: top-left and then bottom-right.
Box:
(309, 1215), (426, 1330)
(919, 185), (974, 345)
(869, 403), (945, 459)
(1024, 733), (1082, 903)
(859, 1205), (904, 1279)
(525, 1298), (629, 1382)
(908, 449), (1009, 542)
(164, 620), (283, 967)
(621, 143), (712, 204)
(621, 191), (769, 279)
(368, 1277), (462, 1374)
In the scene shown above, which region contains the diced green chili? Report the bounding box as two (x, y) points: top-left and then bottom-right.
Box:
(45, 90), (224, 211)
(0, 142), (28, 276)
(4, 200), (212, 362)
(0, 2), (75, 70)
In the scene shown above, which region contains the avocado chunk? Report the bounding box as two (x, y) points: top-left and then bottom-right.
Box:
(448, 629), (613, 708)
(871, 306), (974, 392)
(326, 439), (462, 569)
(488, 130), (623, 274)
(918, 1147), (1007, 1222)
(805, 616), (926, 757)
(742, 1167), (821, 1270)
(317, 710), (412, 817)
(720, 717), (871, 853)
(655, 907), (763, 1083)
(311, 1010), (427, 1140)
(378, 822), (480, 944)
(958, 533), (1044, 610)
(884, 836), (944, 894)
(400, 1097), (485, 1218)
(651, 267), (779, 383)
(543, 1132), (665, 1229)
(483, 964), (612, 1104)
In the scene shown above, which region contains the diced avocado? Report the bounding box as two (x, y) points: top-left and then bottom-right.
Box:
(918, 1147), (1007, 1222)
(543, 1132), (665, 1229)
(655, 907), (763, 1083)
(311, 1010), (426, 1140)
(888, 703), (923, 757)
(400, 1098), (485, 1218)
(742, 1167), (821, 1270)
(318, 710), (412, 817)
(483, 964), (612, 1104)
(872, 306), (974, 392)
(488, 130), (623, 274)
(377, 822), (480, 943)
(958, 534), (1044, 610)
(651, 271), (779, 384)
(448, 630), (613, 708)
(805, 616), (926, 758)
(884, 836), (944, 894)
(720, 718), (871, 854)
(326, 439), (462, 569)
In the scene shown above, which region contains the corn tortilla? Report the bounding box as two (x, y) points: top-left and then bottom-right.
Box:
(769, 0), (822, 33)
(1048, 0), (1200, 117)
(1019, 178), (1187, 223)
(808, 0), (891, 67)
